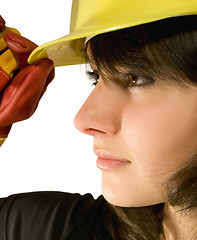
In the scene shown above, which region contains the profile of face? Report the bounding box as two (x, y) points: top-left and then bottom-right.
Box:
(74, 18), (197, 208)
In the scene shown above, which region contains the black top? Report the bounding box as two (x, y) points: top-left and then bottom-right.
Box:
(0, 191), (113, 240)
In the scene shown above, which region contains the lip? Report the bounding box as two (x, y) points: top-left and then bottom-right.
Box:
(94, 150), (131, 171)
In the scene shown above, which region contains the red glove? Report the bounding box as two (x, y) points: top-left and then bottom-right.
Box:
(0, 18), (55, 146)
(0, 16), (21, 91)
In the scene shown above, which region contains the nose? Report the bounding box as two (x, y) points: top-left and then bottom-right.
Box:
(74, 81), (122, 136)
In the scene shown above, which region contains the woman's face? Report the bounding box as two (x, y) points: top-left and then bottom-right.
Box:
(74, 47), (197, 207)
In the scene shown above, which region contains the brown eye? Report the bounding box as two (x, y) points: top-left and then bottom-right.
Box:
(126, 74), (154, 88)
(127, 75), (144, 86)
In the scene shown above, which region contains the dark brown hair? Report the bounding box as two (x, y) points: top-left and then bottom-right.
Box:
(86, 15), (197, 240)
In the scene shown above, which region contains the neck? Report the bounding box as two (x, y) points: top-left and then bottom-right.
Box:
(162, 203), (197, 240)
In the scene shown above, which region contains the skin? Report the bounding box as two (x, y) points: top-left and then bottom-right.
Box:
(161, 204), (197, 240)
(74, 47), (197, 238)
(74, 63), (197, 205)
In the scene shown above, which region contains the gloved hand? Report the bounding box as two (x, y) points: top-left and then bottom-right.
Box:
(0, 16), (55, 146)
(0, 16), (21, 88)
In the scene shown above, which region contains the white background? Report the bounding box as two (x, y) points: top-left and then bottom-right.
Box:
(0, 0), (102, 198)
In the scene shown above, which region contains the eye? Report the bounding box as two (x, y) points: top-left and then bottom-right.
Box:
(86, 71), (99, 86)
(125, 74), (155, 88)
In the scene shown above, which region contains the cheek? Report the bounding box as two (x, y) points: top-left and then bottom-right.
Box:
(122, 99), (197, 178)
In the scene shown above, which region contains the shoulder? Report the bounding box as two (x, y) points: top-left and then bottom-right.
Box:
(0, 191), (112, 240)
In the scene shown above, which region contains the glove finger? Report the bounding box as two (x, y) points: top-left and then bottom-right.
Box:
(0, 58), (54, 126)
(0, 16), (6, 32)
(3, 31), (37, 69)
(0, 125), (12, 139)
(0, 28), (20, 91)
(0, 27), (20, 52)
(0, 30), (35, 91)
(36, 66), (55, 105)
(0, 67), (11, 92)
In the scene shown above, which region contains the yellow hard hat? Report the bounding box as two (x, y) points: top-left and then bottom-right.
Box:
(28, 0), (197, 67)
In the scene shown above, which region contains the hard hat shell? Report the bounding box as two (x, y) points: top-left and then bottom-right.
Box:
(28, 0), (197, 67)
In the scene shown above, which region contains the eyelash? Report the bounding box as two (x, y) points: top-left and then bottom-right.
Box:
(86, 71), (155, 88)
(86, 71), (99, 86)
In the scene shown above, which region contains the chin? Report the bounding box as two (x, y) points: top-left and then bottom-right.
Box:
(102, 185), (139, 207)
(103, 192), (164, 208)
(102, 184), (164, 208)
(102, 192), (142, 207)
(101, 170), (165, 207)
(103, 195), (133, 207)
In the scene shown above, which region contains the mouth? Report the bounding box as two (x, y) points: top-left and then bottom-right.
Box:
(94, 149), (131, 171)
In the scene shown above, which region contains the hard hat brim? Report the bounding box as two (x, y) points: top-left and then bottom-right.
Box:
(28, 0), (197, 67)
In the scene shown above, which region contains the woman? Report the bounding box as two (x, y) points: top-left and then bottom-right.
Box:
(1, 0), (197, 239)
